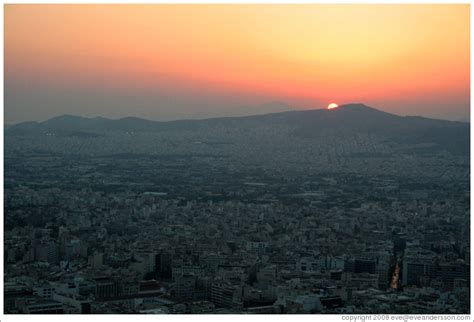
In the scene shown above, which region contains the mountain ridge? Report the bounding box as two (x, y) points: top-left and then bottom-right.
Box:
(7, 103), (469, 128)
(5, 103), (469, 156)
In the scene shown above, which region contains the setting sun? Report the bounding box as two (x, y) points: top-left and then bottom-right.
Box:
(327, 103), (339, 110)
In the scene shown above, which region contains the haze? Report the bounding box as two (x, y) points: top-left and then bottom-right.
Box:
(4, 4), (470, 123)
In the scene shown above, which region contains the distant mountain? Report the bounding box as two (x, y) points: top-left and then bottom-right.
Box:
(6, 103), (469, 155)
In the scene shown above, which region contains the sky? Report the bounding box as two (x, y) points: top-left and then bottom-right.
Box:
(4, 4), (470, 123)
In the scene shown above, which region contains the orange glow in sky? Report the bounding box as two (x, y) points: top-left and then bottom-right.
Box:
(4, 4), (470, 122)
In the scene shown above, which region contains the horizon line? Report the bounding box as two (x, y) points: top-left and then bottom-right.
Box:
(5, 103), (471, 126)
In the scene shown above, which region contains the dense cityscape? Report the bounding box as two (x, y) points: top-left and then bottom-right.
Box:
(4, 105), (470, 314)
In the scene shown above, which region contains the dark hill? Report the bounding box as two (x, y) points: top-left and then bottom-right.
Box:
(6, 103), (469, 155)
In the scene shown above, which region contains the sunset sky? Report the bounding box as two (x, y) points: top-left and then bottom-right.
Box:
(4, 4), (470, 123)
